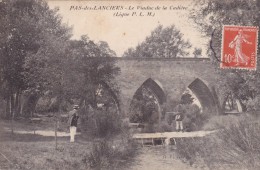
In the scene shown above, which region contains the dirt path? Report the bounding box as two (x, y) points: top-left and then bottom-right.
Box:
(3, 128), (80, 137)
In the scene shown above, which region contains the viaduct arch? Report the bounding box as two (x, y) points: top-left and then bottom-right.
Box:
(111, 57), (222, 118)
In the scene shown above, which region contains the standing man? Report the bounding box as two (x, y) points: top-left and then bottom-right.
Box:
(175, 104), (185, 132)
(68, 105), (80, 142)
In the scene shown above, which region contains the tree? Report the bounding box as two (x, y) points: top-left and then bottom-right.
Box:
(191, 0), (259, 112)
(129, 87), (159, 124)
(67, 36), (120, 110)
(122, 25), (191, 58)
(0, 0), (72, 118)
(97, 41), (117, 58)
(193, 48), (202, 58)
(181, 92), (194, 105)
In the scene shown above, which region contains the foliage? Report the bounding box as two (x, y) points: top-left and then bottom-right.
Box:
(183, 104), (207, 131)
(157, 121), (174, 132)
(191, 0), (259, 112)
(81, 107), (122, 138)
(193, 48), (202, 58)
(176, 115), (260, 170)
(67, 36), (120, 108)
(0, 0), (72, 117)
(122, 24), (191, 58)
(180, 92), (194, 105)
(0, 0), (120, 119)
(246, 96), (260, 113)
(0, 118), (135, 170)
(175, 91), (208, 131)
(86, 138), (137, 169)
(129, 87), (159, 124)
(202, 114), (241, 131)
(94, 109), (122, 137)
(87, 140), (115, 169)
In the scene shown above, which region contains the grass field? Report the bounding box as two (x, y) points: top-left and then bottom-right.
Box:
(175, 114), (260, 170)
(0, 118), (136, 170)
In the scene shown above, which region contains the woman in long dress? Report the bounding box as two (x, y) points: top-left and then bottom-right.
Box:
(229, 29), (252, 65)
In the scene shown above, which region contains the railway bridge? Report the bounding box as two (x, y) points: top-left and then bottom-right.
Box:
(113, 57), (223, 118)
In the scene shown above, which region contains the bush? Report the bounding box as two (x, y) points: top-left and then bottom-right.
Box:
(246, 97), (260, 114)
(86, 140), (114, 169)
(184, 111), (209, 131)
(175, 115), (260, 170)
(81, 108), (122, 138)
(202, 114), (240, 130)
(85, 138), (137, 169)
(158, 121), (174, 132)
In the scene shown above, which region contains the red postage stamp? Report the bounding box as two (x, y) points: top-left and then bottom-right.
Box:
(221, 25), (258, 70)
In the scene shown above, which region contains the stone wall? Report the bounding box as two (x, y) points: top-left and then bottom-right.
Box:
(113, 58), (222, 115)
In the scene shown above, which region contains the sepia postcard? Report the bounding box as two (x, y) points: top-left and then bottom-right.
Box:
(0, 0), (259, 170)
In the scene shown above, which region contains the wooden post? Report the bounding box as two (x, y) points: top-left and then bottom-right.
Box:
(10, 95), (14, 135)
(33, 121), (36, 135)
(55, 116), (58, 150)
(173, 138), (176, 145)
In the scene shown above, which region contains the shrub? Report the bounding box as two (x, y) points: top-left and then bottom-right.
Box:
(179, 103), (210, 131)
(202, 114), (240, 130)
(175, 115), (260, 170)
(85, 138), (137, 169)
(158, 121), (174, 132)
(86, 140), (114, 169)
(246, 97), (260, 115)
(81, 108), (122, 138)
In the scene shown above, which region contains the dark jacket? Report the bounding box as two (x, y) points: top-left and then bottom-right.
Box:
(71, 115), (79, 127)
(68, 109), (79, 127)
(175, 113), (184, 121)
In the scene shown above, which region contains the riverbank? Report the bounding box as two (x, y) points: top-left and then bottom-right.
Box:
(0, 118), (216, 170)
(0, 132), (90, 169)
(0, 118), (136, 170)
(128, 146), (207, 170)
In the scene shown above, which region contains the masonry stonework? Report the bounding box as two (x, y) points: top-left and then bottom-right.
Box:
(114, 58), (222, 115)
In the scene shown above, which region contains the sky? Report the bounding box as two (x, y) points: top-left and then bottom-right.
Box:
(48, 0), (208, 57)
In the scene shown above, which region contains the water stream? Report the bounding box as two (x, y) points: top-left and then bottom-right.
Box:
(128, 146), (205, 170)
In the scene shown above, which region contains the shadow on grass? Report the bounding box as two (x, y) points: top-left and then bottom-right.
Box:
(0, 132), (69, 142)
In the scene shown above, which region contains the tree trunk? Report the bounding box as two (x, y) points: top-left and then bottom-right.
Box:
(31, 95), (39, 117)
(10, 95), (14, 134)
(14, 91), (20, 118)
(20, 94), (24, 116)
(222, 93), (230, 112)
(15, 92), (20, 117)
(0, 97), (7, 119)
(5, 98), (10, 119)
(17, 93), (22, 117)
(55, 96), (63, 150)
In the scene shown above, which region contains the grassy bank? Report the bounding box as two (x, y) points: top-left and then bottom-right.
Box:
(175, 114), (260, 170)
(0, 133), (90, 170)
(0, 118), (137, 170)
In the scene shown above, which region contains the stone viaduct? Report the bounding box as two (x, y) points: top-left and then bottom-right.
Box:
(112, 57), (223, 117)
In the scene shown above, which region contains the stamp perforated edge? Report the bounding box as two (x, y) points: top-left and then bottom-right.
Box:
(220, 25), (259, 71)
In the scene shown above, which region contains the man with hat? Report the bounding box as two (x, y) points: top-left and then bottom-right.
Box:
(174, 103), (185, 132)
(68, 105), (80, 142)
